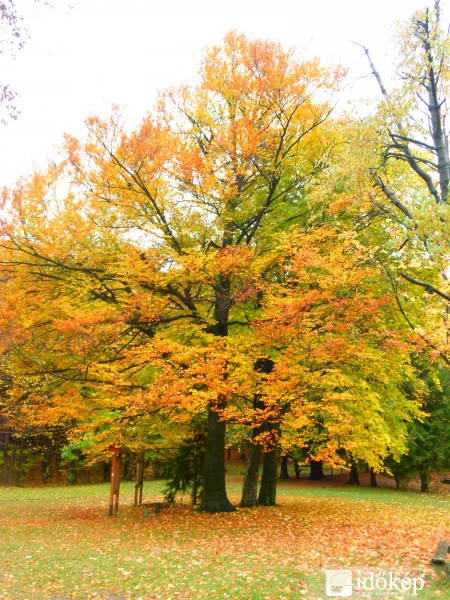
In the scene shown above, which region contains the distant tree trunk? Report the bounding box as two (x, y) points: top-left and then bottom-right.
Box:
(280, 455), (289, 479)
(309, 459), (325, 480)
(419, 470), (429, 493)
(16, 438), (24, 486)
(294, 459), (301, 479)
(41, 438), (54, 483)
(240, 442), (262, 507)
(239, 443), (246, 463)
(347, 465), (360, 485)
(258, 447), (278, 506)
(103, 460), (110, 482)
(2, 432), (10, 485)
(370, 468), (378, 487)
(9, 440), (17, 485)
(200, 401), (235, 512)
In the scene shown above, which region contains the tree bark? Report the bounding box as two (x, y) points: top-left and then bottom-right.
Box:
(2, 432), (10, 485)
(240, 358), (275, 507)
(419, 470), (429, 493)
(199, 402), (235, 512)
(370, 468), (378, 487)
(347, 465), (360, 485)
(309, 459), (325, 480)
(280, 455), (289, 479)
(41, 438), (54, 483)
(199, 270), (235, 512)
(258, 448), (278, 506)
(240, 441), (262, 507)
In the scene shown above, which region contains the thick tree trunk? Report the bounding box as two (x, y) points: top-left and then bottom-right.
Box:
(309, 459), (325, 480)
(370, 468), (378, 487)
(199, 270), (235, 512)
(199, 402), (235, 512)
(240, 442), (262, 507)
(419, 470), (429, 493)
(258, 448), (277, 506)
(347, 465), (360, 485)
(279, 455), (289, 479)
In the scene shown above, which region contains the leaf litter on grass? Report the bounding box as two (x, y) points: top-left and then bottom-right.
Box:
(0, 483), (448, 599)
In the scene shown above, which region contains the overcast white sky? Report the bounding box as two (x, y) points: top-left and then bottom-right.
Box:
(0, 0), (432, 186)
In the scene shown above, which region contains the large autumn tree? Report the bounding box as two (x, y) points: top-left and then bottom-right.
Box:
(0, 32), (343, 511)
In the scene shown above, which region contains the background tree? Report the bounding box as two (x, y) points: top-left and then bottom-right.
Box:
(351, 1), (450, 362)
(387, 360), (450, 491)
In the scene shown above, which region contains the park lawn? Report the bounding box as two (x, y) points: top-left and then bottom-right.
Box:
(0, 478), (449, 600)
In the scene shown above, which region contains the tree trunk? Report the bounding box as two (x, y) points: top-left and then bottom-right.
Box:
(2, 432), (10, 485)
(279, 455), (289, 479)
(239, 443), (246, 463)
(103, 460), (111, 482)
(240, 358), (275, 507)
(199, 402), (235, 512)
(258, 448), (277, 506)
(309, 459), (325, 480)
(9, 440), (17, 486)
(240, 442), (262, 507)
(419, 470), (429, 493)
(294, 459), (301, 479)
(41, 438), (54, 483)
(347, 465), (360, 485)
(199, 271), (235, 513)
(370, 468), (378, 487)
(16, 438), (24, 486)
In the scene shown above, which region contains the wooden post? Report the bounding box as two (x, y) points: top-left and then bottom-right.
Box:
(108, 446), (123, 516)
(134, 451), (144, 507)
(109, 451), (117, 516)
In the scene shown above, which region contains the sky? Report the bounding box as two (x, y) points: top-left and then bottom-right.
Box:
(0, 0), (433, 187)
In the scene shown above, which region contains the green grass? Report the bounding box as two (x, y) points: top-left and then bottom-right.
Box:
(0, 478), (448, 599)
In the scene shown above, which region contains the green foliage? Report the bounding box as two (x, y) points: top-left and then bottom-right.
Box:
(61, 439), (93, 485)
(160, 432), (206, 505)
(388, 360), (450, 487)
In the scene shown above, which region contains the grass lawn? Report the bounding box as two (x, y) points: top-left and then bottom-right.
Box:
(0, 475), (449, 599)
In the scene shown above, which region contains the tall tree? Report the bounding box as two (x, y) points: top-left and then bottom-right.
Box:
(0, 32), (342, 511)
(353, 1), (450, 362)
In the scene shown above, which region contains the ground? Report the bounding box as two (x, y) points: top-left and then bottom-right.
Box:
(0, 470), (448, 599)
